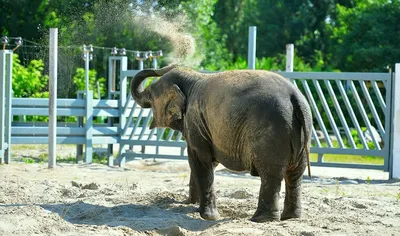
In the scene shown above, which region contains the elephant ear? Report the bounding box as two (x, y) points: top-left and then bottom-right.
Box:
(166, 84), (186, 121)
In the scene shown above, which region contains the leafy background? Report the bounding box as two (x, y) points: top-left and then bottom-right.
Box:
(1, 0), (396, 153)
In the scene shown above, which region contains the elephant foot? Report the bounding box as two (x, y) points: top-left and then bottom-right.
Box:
(281, 207), (301, 221)
(200, 207), (220, 220)
(250, 210), (280, 223)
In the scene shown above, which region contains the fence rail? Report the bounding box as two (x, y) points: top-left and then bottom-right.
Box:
(1, 54), (397, 176)
(116, 68), (393, 171)
(282, 72), (391, 170)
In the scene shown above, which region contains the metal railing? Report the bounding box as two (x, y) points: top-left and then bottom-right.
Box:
(113, 57), (186, 166)
(279, 72), (392, 171)
(111, 56), (392, 171)
(1, 54), (395, 173)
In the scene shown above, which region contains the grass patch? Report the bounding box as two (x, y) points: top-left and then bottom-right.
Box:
(92, 152), (108, 164)
(310, 153), (384, 165)
(19, 154), (75, 164)
(17, 152), (108, 165)
(12, 144), (76, 150)
(21, 157), (35, 164)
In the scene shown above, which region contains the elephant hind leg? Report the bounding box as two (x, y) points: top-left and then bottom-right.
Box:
(250, 165), (284, 222)
(281, 161), (306, 221)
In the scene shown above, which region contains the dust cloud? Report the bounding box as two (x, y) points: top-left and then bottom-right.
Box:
(130, 5), (203, 67)
(88, 0), (203, 67)
(31, 1), (203, 97)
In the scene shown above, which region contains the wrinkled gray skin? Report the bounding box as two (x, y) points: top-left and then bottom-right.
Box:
(130, 64), (312, 222)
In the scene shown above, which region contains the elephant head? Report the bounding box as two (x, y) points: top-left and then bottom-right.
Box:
(130, 64), (186, 130)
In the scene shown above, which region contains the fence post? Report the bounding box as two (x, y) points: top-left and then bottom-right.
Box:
(118, 56), (128, 166)
(285, 44), (294, 72)
(135, 51), (148, 71)
(76, 92), (83, 163)
(107, 56), (115, 166)
(391, 64), (400, 179)
(0, 50), (5, 164)
(4, 49), (12, 164)
(85, 90), (93, 163)
(48, 28), (58, 169)
(247, 26), (257, 70)
(131, 52), (148, 152)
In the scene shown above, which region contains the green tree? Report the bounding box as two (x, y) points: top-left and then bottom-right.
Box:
(332, 0), (400, 71)
(12, 54), (49, 98)
(180, 0), (232, 70)
(212, 0), (358, 71)
(0, 0), (44, 40)
(73, 68), (106, 99)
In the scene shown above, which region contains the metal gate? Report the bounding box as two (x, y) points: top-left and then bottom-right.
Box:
(280, 72), (392, 171)
(108, 57), (187, 166)
(110, 56), (391, 171)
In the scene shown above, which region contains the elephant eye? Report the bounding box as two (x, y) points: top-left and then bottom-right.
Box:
(148, 91), (154, 101)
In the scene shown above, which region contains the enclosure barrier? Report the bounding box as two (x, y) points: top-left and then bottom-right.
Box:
(279, 71), (392, 171)
(117, 67), (393, 170)
(10, 94), (157, 161)
(1, 27), (400, 179)
(110, 56), (398, 178)
(2, 53), (399, 178)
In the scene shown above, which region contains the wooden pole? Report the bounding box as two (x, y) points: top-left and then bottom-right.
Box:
(48, 28), (58, 168)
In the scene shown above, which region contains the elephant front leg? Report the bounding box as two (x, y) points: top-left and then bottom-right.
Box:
(188, 149), (219, 220)
(251, 167), (284, 222)
(183, 172), (199, 204)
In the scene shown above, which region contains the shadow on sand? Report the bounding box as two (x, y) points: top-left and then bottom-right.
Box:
(39, 196), (229, 233)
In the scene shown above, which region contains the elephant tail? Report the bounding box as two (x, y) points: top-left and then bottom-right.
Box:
(304, 126), (311, 178)
(295, 98), (312, 178)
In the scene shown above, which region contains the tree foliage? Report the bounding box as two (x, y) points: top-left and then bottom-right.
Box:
(2, 0), (397, 132)
(332, 0), (400, 71)
(1, 0), (399, 74)
(73, 68), (106, 99)
(12, 54), (49, 98)
(180, 0), (233, 70)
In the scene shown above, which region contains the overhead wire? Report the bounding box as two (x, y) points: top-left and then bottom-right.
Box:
(3, 37), (154, 54)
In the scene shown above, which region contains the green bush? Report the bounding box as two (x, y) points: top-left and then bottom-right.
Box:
(70, 68), (107, 124)
(12, 54), (50, 122)
(12, 54), (49, 98)
(73, 68), (106, 99)
(316, 127), (376, 150)
(349, 128), (376, 149)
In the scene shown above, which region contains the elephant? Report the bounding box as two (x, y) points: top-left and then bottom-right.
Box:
(130, 64), (312, 222)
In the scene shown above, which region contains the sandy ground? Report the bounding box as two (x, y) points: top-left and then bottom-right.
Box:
(1, 146), (400, 236)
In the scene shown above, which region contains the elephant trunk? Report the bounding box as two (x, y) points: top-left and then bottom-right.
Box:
(130, 64), (178, 108)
